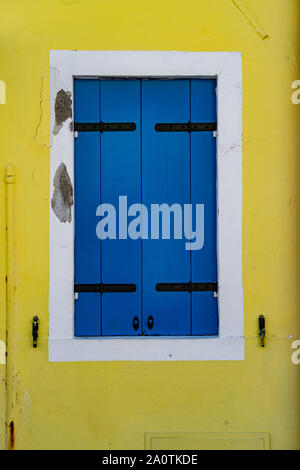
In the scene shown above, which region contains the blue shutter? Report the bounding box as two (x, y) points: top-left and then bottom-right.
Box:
(74, 79), (101, 336)
(142, 80), (191, 335)
(74, 78), (217, 337)
(100, 80), (142, 335)
(190, 79), (218, 335)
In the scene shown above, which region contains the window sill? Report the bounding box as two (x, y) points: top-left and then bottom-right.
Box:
(49, 336), (244, 361)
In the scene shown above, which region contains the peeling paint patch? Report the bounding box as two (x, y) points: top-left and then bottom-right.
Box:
(51, 163), (73, 223)
(53, 89), (72, 135)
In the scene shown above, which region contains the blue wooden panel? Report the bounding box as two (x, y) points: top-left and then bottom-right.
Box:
(74, 293), (101, 337)
(191, 291), (218, 336)
(100, 80), (142, 336)
(74, 79), (101, 336)
(190, 79), (218, 335)
(142, 80), (191, 335)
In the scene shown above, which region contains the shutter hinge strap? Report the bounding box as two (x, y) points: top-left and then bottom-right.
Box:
(155, 282), (218, 293)
(74, 283), (136, 293)
(74, 122), (136, 132)
(155, 122), (217, 132)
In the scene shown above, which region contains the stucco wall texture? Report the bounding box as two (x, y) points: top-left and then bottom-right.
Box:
(0, 0), (300, 450)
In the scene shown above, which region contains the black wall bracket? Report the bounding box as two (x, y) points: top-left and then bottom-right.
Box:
(32, 316), (39, 348)
(259, 315), (265, 347)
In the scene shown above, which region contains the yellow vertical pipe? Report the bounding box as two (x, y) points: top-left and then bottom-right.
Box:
(0, 169), (7, 448)
(5, 164), (16, 450)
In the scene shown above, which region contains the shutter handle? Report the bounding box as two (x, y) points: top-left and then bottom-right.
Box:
(147, 315), (154, 330)
(133, 316), (139, 331)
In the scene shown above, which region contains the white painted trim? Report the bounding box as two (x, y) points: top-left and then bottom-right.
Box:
(49, 51), (243, 362)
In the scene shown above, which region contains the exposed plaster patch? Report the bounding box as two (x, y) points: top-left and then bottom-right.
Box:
(53, 89), (72, 135)
(230, 0), (270, 40)
(51, 163), (73, 223)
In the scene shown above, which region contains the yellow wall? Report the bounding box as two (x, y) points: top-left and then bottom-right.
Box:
(0, 0), (300, 450)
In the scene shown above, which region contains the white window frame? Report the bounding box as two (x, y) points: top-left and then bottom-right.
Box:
(49, 50), (243, 362)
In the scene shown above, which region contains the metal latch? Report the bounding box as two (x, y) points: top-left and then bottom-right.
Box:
(133, 316), (139, 331)
(259, 315), (265, 347)
(147, 315), (154, 330)
(32, 316), (39, 348)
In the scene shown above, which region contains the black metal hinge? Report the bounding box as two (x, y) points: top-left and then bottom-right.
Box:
(74, 283), (136, 293)
(155, 282), (218, 293)
(155, 122), (217, 132)
(74, 122), (136, 132)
